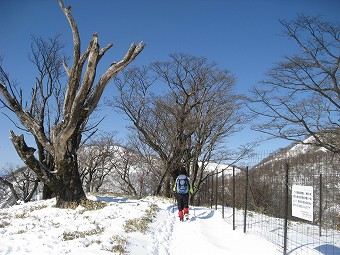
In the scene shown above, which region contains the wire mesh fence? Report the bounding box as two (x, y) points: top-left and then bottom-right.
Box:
(194, 152), (340, 255)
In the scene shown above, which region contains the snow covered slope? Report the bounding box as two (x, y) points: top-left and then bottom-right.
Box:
(0, 195), (280, 255)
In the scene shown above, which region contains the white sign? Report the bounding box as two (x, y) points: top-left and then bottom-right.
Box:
(292, 185), (313, 221)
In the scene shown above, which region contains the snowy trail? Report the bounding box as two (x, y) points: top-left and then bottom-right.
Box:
(148, 204), (176, 254)
(149, 199), (281, 255)
(0, 196), (282, 255)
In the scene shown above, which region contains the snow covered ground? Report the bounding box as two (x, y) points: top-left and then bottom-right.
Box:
(0, 194), (280, 255)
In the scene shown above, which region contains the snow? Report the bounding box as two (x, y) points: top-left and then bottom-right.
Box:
(0, 195), (281, 255)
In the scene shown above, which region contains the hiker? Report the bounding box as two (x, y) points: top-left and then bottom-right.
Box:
(173, 166), (193, 221)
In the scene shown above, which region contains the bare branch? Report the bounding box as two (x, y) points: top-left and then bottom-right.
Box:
(249, 15), (340, 153)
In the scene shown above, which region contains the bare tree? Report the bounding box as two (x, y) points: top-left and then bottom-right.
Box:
(0, 0), (144, 207)
(78, 130), (158, 197)
(78, 132), (120, 192)
(0, 165), (39, 204)
(248, 14), (340, 153)
(112, 137), (161, 197)
(1, 33), (64, 201)
(113, 53), (247, 197)
(112, 145), (140, 197)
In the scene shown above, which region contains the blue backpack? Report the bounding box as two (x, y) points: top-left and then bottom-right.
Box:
(176, 174), (189, 194)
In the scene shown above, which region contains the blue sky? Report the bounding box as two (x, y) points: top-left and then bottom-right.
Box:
(0, 0), (339, 169)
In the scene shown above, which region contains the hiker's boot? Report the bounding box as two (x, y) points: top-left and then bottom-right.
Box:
(178, 210), (184, 221)
(183, 207), (189, 221)
(183, 207), (189, 215)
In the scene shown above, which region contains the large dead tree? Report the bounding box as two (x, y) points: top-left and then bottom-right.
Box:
(0, 0), (144, 207)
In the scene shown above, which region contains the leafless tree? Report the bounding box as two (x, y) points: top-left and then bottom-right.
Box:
(111, 145), (140, 197)
(78, 132), (120, 192)
(0, 165), (39, 204)
(77, 131), (158, 197)
(113, 53), (247, 197)
(111, 136), (161, 197)
(0, 0), (144, 207)
(248, 14), (340, 153)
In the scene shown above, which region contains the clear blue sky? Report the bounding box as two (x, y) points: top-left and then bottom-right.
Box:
(0, 0), (339, 169)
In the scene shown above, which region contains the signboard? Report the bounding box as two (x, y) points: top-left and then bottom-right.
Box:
(292, 185), (313, 221)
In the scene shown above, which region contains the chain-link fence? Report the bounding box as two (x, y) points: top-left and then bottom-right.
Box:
(194, 152), (340, 255)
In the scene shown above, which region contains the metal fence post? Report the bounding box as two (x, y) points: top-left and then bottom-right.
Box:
(319, 173), (322, 236)
(207, 176), (210, 205)
(283, 163), (289, 255)
(222, 168), (225, 218)
(215, 169), (218, 210)
(233, 165), (236, 230)
(210, 173), (214, 209)
(244, 166), (249, 234)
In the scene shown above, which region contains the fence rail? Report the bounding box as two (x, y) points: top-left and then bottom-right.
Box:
(194, 153), (340, 255)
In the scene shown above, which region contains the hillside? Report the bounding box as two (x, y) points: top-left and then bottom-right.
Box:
(253, 136), (337, 170)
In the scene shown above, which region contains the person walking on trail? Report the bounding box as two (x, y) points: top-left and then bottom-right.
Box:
(173, 166), (193, 221)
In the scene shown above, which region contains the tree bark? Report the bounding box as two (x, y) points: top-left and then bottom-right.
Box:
(42, 185), (54, 199)
(55, 157), (86, 207)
